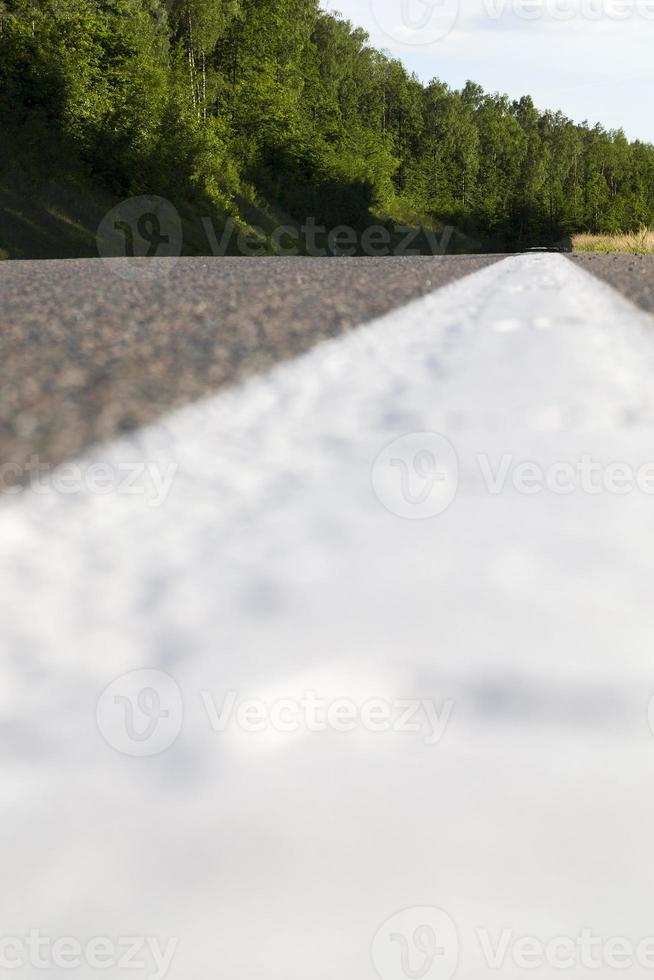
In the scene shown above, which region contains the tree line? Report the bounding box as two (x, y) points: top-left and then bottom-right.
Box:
(2, 0), (653, 252)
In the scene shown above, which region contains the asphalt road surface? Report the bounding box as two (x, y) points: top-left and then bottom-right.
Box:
(3, 253), (654, 980)
(570, 253), (654, 314)
(2, 253), (653, 475)
(0, 254), (501, 475)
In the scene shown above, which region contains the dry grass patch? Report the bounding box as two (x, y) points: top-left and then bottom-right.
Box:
(573, 228), (654, 254)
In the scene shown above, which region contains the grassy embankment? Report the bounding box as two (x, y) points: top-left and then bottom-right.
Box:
(0, 170), (474, 260)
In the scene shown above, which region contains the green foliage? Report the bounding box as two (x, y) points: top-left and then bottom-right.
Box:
(2, 0), (654, 251)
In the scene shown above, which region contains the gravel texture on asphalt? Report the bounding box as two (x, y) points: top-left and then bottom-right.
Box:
(0, 255), (503, 477)
(569, 254), (654, 314)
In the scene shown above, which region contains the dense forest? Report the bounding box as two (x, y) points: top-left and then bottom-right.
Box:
(2, 0), (654, 254)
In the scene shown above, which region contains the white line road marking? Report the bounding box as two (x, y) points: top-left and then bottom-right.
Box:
(3, 254), (654, 977)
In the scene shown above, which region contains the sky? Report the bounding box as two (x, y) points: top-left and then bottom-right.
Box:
(321, 0), (654, 142)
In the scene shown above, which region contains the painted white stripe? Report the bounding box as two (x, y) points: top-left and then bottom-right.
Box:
(3, 254), (654, 978)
